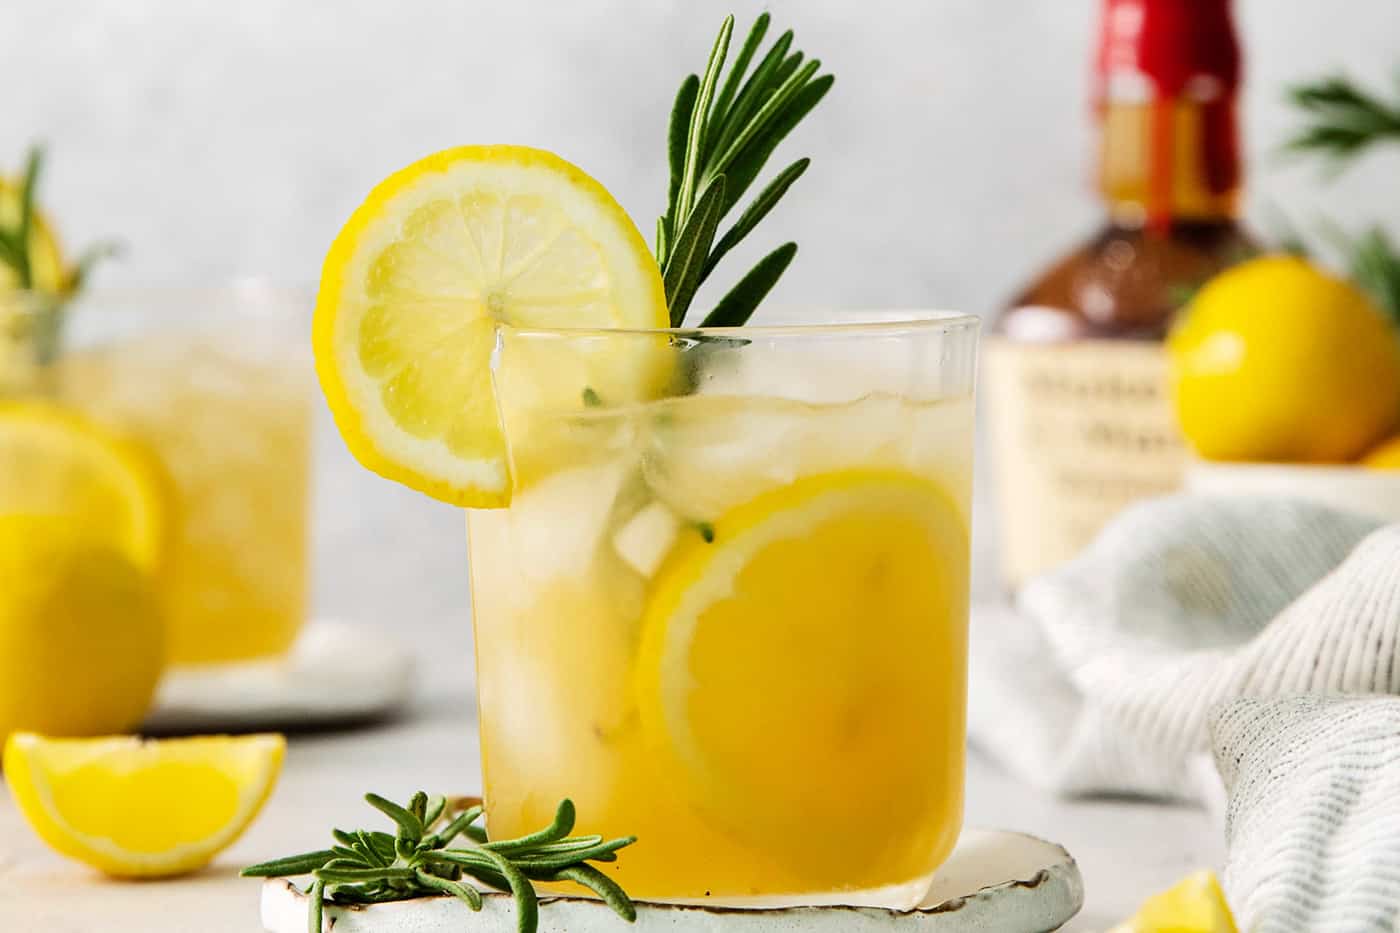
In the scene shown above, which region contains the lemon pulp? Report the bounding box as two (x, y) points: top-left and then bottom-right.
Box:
(314, 145), (668, 506)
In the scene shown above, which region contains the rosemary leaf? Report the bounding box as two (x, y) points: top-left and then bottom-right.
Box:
(316, 865), (417, 884)
(422, 794), (448, 828)
(709, 30), (795, 163)
(432, 805), (484, 848)
(718, 75), (832, 217)
(242, 849), (337, 877)
(1347, 226), (1400, 324)
(482, 799), (575, 853)
(706, 12), (771, 154)
(330, 845), (364, 864)
(663, 176), (727, 325)
(705, 158), (808, 277)
(554, 864), (637, 922)
(15, 146), (42, 290)
(365, 792), (424, 840)
(414, 868), (484, 910)
(655, 214), (670, 264)
(675, 16), (734, 227)
(1286, 74), (1400, 172)
(769, 51), (805, 96)
(476, 848), (538, 933)
(708, 58), (821, 184)
(661, 74), (700, 261)
(512, 836), (637, 872)
(0, 231), (21, 266)
(701, 242), (798, 328)
(308, 879), (324, 933)
(356, 830), (391, 866)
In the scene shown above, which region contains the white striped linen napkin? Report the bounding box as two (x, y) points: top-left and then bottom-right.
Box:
(971, 495), (1396, 798)
(969, 495), (1400, 928)
(1211, 695), (1400, 933)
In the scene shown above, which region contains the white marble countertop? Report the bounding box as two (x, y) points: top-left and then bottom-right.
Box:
(0, 677), (1224, 933)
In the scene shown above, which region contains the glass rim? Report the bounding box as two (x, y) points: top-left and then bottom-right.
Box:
(497, 308), (980, 339)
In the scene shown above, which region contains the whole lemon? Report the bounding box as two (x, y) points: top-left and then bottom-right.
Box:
(0, 515), (165, 751)
(1363, 436), (1400, 469)
(1169, 255), (1400, 462)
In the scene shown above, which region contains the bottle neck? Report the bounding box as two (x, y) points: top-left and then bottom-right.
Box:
(1094, 0), (1242, 230)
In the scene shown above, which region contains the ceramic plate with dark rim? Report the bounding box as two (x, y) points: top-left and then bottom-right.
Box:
(261, 827), (1082, 932)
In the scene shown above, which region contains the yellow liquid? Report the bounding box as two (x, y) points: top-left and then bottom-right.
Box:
(468, 391), (972, 904)
(60, 338), (311, 664)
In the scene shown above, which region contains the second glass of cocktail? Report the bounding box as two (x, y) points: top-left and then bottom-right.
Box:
(468, 314), (976, 906)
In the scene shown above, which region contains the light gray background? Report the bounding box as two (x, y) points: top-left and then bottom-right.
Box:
(3, 2), (1396, 926)
(5, 0), (1399, 302)
(7, 0), (1397, 646)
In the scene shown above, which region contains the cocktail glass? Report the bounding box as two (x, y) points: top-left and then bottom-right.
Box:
(467, 311), (977, 908)
(58, 285), (313, 665)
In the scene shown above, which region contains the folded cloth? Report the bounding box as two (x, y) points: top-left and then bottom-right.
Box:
(1212, 696), (1400, 933)
(969, 495), (1398, 799)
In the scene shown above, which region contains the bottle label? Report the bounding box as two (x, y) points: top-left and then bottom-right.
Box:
(983, 334), (1187, 587)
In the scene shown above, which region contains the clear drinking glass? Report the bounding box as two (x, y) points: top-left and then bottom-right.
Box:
(0, 290), (64, 397)
(57, 285), (314, 665)
(467, 311), (978, 907)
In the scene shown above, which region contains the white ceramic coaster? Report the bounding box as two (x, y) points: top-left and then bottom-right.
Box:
(143, 619), (415, 733)
(261, 827), (1082, 932)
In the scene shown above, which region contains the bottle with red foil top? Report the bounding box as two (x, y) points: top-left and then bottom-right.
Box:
(986, 0), (1255, 587)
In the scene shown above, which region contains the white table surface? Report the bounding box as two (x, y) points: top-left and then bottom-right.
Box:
(0, 681), (1224, 933)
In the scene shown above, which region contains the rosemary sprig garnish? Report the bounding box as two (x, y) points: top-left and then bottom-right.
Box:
(0, 144), (119, 298)
(242, 793), (637, 933)
(1286, 74), (1400, 167)
(656, 13), (833, 327)
(0, 146), (46, 291)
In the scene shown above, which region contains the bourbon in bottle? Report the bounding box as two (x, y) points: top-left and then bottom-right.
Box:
(986, 0), (1254, 587)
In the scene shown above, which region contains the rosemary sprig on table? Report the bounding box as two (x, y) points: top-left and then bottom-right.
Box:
(1286, 75), (1400, 167)
(242, 793), (637, 933)
(656, 13), (833, 327)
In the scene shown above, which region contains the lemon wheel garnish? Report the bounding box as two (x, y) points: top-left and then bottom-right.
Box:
(314, 145), (669, 507)
(3, 732), (285, 878)
(0, 400), (168, 571)
(635, 469), (970, 877)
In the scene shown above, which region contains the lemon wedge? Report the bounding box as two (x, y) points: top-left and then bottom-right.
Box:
(0, 400), (169, 571)
(635, 469), (969, 878)
(1111, 870), (1238, 933)
(314, 145), (669, 506)
(4, 732), (285, 878)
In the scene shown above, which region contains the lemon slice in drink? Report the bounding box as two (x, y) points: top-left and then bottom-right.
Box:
(314, 145), (669, 506)
(4, 732), (285, 877)
(635, 469), (969, 880)
(0, 400), (168, 571)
